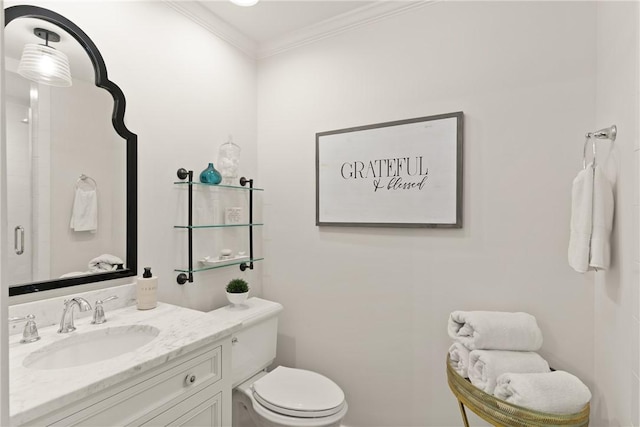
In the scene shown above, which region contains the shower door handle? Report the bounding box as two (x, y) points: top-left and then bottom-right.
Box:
(14, 226), (24, 255)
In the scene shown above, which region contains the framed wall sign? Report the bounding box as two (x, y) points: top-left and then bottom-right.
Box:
(316, 111), (463, 228)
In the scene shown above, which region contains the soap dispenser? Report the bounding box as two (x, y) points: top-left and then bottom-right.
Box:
(136, 267), (158, 310)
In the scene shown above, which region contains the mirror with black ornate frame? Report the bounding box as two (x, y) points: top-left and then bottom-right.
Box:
(5, 5), (137, 296)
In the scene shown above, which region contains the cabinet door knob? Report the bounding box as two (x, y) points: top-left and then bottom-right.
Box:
(185, 374), (196, 385)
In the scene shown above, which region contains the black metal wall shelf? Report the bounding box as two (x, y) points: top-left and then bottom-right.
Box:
(174, 168), (262, 285)
(173, 181), (264, 191)
(174, 223), (264, 229)
(175, 257), (265, 274)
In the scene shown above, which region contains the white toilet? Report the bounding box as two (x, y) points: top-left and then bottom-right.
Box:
(212, 298), (348, 427)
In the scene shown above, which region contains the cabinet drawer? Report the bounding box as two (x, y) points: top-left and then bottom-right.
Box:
(141, 387), (221, 427)
(52, 345), (221, 426)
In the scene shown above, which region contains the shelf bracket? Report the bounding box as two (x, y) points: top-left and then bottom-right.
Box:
(176, 168), (194, 284)
(239, 176), (254, 272)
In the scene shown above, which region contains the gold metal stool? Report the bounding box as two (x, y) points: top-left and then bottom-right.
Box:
(446, 355), (590, 427)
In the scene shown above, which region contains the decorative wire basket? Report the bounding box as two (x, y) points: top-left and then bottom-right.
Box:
(446, 355), (590, 427)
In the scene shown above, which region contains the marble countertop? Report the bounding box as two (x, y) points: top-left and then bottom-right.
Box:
(9, 302), (239, 425)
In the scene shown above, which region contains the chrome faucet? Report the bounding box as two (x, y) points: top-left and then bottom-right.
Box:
(58, 297), (92, 333)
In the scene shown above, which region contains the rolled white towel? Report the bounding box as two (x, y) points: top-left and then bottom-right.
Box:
(468, 350), (550, 394)
(449, 342), (471, 378)
(448, 311), (543, 351)
(89, 254), (124, 272)
(494, 371), (591, 415)
(59, 271), (88, 278)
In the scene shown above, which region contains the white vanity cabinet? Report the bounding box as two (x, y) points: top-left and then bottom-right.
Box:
(21, 338), (232, 427)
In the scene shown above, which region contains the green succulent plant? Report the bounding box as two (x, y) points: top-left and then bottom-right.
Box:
(226, 278), (249, 294)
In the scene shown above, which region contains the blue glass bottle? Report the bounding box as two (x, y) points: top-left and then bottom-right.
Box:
(199, 162), (222, 185)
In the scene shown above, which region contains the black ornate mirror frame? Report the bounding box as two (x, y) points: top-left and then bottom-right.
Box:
(6, 5), (137, 296)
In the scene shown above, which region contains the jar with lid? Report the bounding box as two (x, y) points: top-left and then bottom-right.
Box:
(218, 135), (241, 185)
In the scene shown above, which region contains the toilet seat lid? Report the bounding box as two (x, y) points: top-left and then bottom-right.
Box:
(252, 366), (345, 418)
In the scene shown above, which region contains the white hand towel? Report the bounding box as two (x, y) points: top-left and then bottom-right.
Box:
(448, 342), (471, 378)
(494, 371), (591, 415)
(568, 163), (614, 272)
(89, 254), (123, 272)
(448, 311), (543, 351)
(568, 166), (593, 273)
(589, 165), (614, 270)
(468, 350), (550, 394)
(70, 188), (98, 232)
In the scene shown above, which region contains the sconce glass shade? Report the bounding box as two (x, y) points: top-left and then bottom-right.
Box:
(18, 43), (72, 87)
(230, 0), (259, 6)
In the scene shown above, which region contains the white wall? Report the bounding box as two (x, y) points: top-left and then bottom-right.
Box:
(593, 2), (640, 427)
(2, 1), (638, 426)
(4, 0), (260, 310)
(257, 2), (598, 425)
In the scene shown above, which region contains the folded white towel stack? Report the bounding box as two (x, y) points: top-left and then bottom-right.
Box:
(468, 350), (550, 394)
(89, 254), (123, 273)
(448, 311), (543, 351)
(494, 371), (591, 415)
(448, 342), (471, 378)
(70, 188), (98, 232)
(568, 163), (614, 272)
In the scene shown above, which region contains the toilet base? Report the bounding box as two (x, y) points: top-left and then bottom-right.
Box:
(232, 371), (347, 427)
(233, 390), (261, 427)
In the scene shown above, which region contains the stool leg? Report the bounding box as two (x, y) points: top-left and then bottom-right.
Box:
(458, 400), (470, 427)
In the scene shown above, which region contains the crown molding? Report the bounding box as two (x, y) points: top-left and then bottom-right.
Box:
(163, 1), (257, 58)
(257, 1), (438, 59)
(164, 1), (437, 60)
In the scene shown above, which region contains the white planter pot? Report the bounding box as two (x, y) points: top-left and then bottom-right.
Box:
(226, 291), (249, 306)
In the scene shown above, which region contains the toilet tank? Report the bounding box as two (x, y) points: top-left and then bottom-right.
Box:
(209, 298), (283, 387)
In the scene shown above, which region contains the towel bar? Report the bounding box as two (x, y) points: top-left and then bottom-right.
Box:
(76, 174), (97, 190)
(583, 124), (616, 169)
(446, 355), (590, 427)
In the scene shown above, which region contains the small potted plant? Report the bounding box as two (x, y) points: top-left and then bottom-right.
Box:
(226, 278), (250, 306)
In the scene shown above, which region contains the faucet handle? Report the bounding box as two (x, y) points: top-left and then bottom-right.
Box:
(9, 314), (41, 343)
(92, 295), (118, 324)
(98, 295), (119, 304)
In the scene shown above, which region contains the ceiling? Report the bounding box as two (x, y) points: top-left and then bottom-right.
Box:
(198, 1), (376, 44)
(181, 0), (426, 58)
(3, 1), (425, 84)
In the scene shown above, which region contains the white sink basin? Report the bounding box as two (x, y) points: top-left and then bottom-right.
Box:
(23, 325), (160, 370)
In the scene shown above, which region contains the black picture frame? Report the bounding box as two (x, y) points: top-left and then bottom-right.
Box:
(316, 112), (463, 228)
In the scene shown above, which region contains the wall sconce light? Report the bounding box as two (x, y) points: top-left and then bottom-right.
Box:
(18, 28), (72, 87)
(230, 0), (259, 6)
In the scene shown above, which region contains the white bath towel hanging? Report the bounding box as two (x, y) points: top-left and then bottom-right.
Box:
(568, 162), (613, 272)
(70, 188), (98, 232)
(568, 166), (593, 272)
(589, 165), (614, 269)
